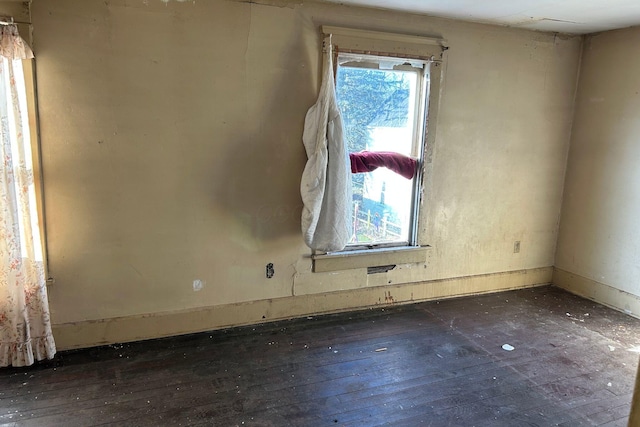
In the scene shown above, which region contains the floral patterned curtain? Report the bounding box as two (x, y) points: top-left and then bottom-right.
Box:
(0, 23), (56, 367)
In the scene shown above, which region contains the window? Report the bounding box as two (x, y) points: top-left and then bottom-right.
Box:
(7, 55), (49, 280)
(325, 26), (446, 252)
(311, 27), (446, 272)
(336, 53), (429, 249)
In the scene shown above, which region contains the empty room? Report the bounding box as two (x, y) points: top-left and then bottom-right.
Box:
(2, 0), (640, 425)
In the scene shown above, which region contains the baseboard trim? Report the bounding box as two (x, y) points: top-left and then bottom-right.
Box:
(553, 267), (640, 319)
(53, 267), (552, 350)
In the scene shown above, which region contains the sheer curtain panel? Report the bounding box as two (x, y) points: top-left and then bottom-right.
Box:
(0, 23), (56, 367)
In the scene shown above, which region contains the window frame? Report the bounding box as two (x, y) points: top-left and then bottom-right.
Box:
(312, 26), (447, 272)
(23, 56), (50, 283)
(336, 53), (428, 250)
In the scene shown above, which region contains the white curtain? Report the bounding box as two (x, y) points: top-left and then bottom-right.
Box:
(0, 24), (56, 367)
(300, 38), (352, 252)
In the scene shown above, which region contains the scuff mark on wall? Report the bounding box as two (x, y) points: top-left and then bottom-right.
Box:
(233, 0), (302, 9)
(193, 279), (204, 292)
(129, 264), (145, 278)
(384, 291), (395, 304)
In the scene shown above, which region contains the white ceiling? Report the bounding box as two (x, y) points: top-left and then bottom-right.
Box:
(326, 0), (640, 34)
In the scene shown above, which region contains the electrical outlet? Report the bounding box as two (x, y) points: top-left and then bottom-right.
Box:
(266, 263), (274, 279)
(513, 241), (521, 254)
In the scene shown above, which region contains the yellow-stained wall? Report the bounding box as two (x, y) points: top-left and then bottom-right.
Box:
(30, 0), (582, 349)
(0, 1), (28, 22)
(554, 26), (640, 316)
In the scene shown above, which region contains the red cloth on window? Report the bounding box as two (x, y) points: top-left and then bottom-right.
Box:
(349, 151), (417, 179)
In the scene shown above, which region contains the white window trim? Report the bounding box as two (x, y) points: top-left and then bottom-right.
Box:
(312, 26), (448, 273)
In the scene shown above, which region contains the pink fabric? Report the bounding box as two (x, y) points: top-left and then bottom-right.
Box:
(349, 151), (417, 179)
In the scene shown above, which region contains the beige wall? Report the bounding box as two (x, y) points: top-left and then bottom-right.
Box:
(31, 0), (581, 347)
(0, 0), (30, 44)
(555, 26), (640, 314)
(0, 1), (28, 22)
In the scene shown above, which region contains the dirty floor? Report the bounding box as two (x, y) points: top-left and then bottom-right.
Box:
(1, 285), (639, 426)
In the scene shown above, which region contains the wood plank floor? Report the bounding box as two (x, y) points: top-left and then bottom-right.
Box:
(2, 285), (640, 426)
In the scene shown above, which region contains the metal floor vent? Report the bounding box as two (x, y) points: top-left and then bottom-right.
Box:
(367, 265), (396, 274)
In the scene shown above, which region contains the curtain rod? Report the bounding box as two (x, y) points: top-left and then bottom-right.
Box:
(0, 16), (30, 26)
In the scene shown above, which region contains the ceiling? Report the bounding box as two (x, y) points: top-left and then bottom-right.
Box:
(325, 0), (640, 34)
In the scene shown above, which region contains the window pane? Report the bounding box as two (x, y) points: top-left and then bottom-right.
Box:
(336, 64), (419, 246)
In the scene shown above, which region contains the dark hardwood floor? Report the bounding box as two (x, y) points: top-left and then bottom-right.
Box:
(1, 285), (639, 426)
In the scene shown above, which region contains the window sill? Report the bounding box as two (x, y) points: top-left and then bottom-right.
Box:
(312, 245), (431, 273)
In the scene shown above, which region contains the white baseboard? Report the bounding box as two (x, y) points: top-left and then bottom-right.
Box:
(53, 267), (552, 350)
(553, 267), (640, 319)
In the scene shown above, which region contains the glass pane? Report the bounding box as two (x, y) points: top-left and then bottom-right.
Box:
(336, 63), (419, 246)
